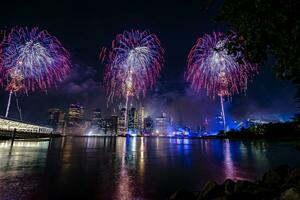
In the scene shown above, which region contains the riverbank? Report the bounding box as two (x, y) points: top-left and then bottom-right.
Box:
(170, 165), (300, 200)
(216, 121), (300, 139)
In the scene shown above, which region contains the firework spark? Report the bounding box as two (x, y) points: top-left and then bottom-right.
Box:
(0, 27), (71, 93)
(185, 32), (257, 98)
(185, 32), (257, 130)
(100, 30), (164, 102)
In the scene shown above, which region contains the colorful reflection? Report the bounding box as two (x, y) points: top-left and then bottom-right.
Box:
(0, 138), (300, 200)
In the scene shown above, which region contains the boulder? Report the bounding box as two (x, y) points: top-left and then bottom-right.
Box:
(233, 180), (275, 199)
(275, 165), (291, 179)
(234, 180), (257, 193)
(287, 168), (300, 183)
(279, 187), (300, 200)
(262, 169), (282, 187)
(222, 179), (235, 195)
(279, 168), (300, 191)
(169, 188), (197, 200)
(199, 181), (224, 199)
(261, 165), (290, 189)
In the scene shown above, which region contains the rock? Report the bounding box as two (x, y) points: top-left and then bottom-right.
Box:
(207, 196), (227, 200)
(279, 187), (300, 200)
(274, 165), (291, 179)
(262, 169), (282, 187)
(199, 181), (224, 199)
(170, 166), (300, 200)
(287, 168), (300, 183)
(280, 168), (300, 190)
(233, 180), (276, 199)
(261, 165), (290, 189)
(169, 188), (196, 200)
(234, 180), (257, 193)
(223, 179), (235, 195)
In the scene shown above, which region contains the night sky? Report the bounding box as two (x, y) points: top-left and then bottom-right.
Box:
(0, 0), (297, 127)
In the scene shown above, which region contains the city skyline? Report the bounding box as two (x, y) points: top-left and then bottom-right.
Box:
(46, 101), (279, 137)
(0, 0), (297, 128)
(0, 1), (299, 200)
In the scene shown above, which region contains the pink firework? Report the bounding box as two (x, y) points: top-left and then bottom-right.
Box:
(100, 30), (164, 102)
(185, 32), (257, 98)
(0, 27), (71, 93)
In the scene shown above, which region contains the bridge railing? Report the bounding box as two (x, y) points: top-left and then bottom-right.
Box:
(0, 128), (52, 139)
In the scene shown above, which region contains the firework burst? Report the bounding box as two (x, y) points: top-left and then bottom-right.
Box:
(185, 32), (257, 130)
(185, 32), (257, 98)
(100, 30), (164, 102)
(0, 27), (71, 93)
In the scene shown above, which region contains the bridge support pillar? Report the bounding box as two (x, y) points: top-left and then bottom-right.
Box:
(11, 128), (16, 146)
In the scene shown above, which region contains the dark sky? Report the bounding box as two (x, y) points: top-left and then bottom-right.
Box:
(0, 0), (297, 127)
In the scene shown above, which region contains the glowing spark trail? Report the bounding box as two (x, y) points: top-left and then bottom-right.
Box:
(100, 30), (164, 101)
(0, 27), (71, 117)
(100, 30), (164, 134)
(185, 32), (257, 130)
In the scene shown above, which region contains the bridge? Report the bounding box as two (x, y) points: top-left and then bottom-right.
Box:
(0, 116), (53, 139)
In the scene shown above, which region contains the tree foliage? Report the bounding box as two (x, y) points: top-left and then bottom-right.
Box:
(217, 0), (300, 84)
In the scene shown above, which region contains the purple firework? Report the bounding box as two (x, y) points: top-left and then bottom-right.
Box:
(185, 32), (257, 98)
(100, 30), (164, 102)
(0, 27), (71, 92)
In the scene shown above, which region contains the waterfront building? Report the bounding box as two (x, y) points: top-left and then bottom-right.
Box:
(68, 103), (84, 125)
(155, 112), (169, 136)
(48, 108), (65, 133)
(128, 107), (138, 135)
(67, 104), (85, 134)
(106, 115), (118, 135)
(118, 108), (126, 136)
(144, 116), (155, 135)
(91, 109), (102, 129)
(138, 106), (145, 133)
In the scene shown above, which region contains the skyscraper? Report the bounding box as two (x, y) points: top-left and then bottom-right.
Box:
(106, 115), (118, 135)
(68, 103), (84, 126)
(128, 107), (138, 135)
(67, 104), (85, 134)
(118, 108), (126, 136)
(91, 109), (102, 129)
(144, 116), (155, 135)
(155, 112), (169, 136)
(48, 108), (65, 133)
(138, 106), (145, 133)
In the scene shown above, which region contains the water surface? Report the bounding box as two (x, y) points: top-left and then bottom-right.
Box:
(1, 137), (300, 200)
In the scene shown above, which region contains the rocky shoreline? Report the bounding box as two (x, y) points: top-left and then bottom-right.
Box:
(169, 165), (300, 200)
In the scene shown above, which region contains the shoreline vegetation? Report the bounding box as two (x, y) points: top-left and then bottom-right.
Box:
(216, 120), (300, 139)
(169, 165), (300, 200)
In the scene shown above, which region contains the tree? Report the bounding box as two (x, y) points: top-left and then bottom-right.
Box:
(216, 0), (300, 86)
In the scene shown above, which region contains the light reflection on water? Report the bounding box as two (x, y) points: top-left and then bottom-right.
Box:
(0, 137), (300, 200)
(0, 140), (49, 200)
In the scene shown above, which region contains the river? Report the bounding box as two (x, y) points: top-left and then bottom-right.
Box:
(1, 137), (300, 200)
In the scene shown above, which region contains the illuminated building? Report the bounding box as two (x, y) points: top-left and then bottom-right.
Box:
(144, 116), (155, 135)
(216, 111), (225, 130)
(91, 109), (102, 129)
(155, 112), (169, 136)
(106, 115), (118, 135)
(118, 108), (126, 136)
(48, 108), (60, 124)
(138, 106), (145, 133)
(68, 103), (84, 125)
(48, 108), (65, 133)
(128, 107), (138, 135)
(67, 104), (86, 134)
